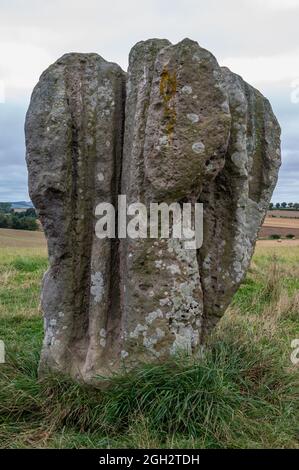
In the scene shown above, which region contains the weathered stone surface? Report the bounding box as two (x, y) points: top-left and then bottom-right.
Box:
(26, 53), (125, 379)
(197, 67), (281, 338)
(120, 39), (232, 363)
(25, 39), (281, 382)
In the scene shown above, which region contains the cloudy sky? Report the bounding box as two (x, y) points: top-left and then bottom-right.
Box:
(0, 0), (298, 202)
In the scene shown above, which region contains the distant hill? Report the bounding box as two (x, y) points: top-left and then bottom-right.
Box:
(10, 201), (34, 209)
(0, 201), (34, 213)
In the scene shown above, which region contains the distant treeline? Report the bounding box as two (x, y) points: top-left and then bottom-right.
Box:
(269, 202), (299, 210)
(0, 203), (38, 231)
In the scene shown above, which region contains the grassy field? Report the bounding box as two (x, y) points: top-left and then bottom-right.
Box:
(0, 229), (298, 448)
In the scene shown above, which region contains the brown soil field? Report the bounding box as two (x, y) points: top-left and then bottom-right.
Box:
(268, 210), (299, 218)
(263, 217), (299, 228)
(259, 216), (299, 239)
(259, 226), (299, 238)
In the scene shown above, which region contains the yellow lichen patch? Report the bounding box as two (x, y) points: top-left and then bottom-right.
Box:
(159, 67), (177, 136)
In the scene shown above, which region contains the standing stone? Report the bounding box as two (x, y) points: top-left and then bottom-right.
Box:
(25, 40), (281, 382)
(26, 53), (125, 379)
(120, 39), (232, 362)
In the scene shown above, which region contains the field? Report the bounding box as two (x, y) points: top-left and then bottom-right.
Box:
(268, 210), (299, 218)
(0, 228), (46, 249)
(259, 216), (299, 239)
(0, 229), (298, 448)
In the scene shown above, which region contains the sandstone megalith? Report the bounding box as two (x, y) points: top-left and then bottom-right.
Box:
(25, 39), (281, 382)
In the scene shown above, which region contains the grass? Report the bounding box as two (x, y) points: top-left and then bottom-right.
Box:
(0, 242), (298, 448)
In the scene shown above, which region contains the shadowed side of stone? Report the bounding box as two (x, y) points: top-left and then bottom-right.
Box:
(197, 67), (281, 339)
(25, 53), (125, 379)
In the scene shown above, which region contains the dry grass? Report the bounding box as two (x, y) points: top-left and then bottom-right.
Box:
(0, 228), (46, 250)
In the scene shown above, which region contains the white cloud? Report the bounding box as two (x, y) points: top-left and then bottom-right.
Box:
(0, 42), (53, 99)
(258, 0), (299, 9)
(221, 51), (299, 84)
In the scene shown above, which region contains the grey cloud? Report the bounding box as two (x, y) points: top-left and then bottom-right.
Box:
(251, 79), (299, 202)
(1, 1), (299, 66)
(0, 0), (298, 202)
(0, 102), (28, 201)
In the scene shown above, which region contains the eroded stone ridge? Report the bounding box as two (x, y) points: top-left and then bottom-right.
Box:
(25, 39), (281, 381)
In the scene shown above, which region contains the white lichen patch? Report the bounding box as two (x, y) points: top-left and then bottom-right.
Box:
(166, 238), (203, 355)
(100, 328), (106, 338)
(142, 327), (165, 358)
(192, 141), (205, 154)
(181, 85), (192, 95)
(186, 113), (199, 123)
(90, 272), (104, 303)
(166, 264), (181, 275)
(129, 323), (148, 339)
(170, 327), (195, 355)
(145, 309), (163, 325)
(155, 260), (163, 269)
(159, 297), (170, 307)
(159, 135), (168, 146)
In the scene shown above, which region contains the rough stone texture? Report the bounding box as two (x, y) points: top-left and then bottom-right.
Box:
(25, 53), (125, 379)
(25, 39), (281, 382)
(198, 67), (281, 338)
(120, 39), (231, 364)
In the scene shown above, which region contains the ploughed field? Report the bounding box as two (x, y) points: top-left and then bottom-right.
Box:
(259, 211), (299, 240)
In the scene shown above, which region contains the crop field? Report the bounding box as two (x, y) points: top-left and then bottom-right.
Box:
(263, 218), (299, 228)
(268, 210), (299, 218)
(0, 228), (46, 250)
(0, 228), (298, 448)
(259, 217), (299, 239)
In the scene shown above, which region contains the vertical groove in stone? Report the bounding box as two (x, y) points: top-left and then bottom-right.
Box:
(65, 61), (95, 362)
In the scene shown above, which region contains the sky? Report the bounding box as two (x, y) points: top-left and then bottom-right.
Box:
(0, 0), (298, 203)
